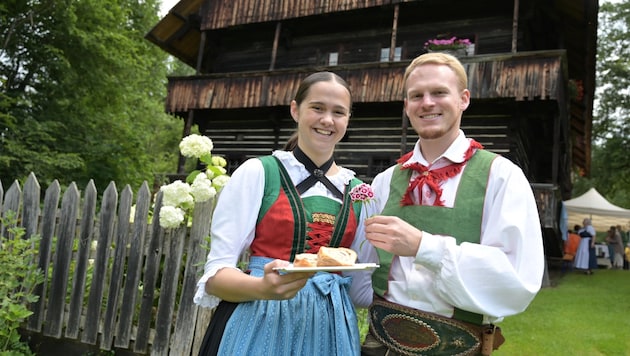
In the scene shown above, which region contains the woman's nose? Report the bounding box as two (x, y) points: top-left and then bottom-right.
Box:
(320, 111), (334, 123)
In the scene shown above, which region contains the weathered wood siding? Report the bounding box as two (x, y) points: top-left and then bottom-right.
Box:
(4, 173), (215, 356)
(202, 0), (416, 29)
(167, 52), (565, 112)
(198, 109), (514, 182)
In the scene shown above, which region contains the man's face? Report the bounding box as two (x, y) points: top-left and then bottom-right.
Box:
(403, 63), (470, 143)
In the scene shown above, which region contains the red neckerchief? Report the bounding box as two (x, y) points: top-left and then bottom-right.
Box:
(399, 140), (484, 206)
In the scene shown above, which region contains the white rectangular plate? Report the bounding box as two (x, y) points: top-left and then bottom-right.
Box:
(273, 263), (379, 273)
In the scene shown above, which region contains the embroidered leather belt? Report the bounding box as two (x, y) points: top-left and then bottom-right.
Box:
(367, 297), (504, 356)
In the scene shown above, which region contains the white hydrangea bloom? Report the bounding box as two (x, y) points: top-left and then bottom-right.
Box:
(159, 206), (185, 228)
(212, 175), (231, 189)
(191, 173), (217, 202)
(161, 180), (193, 207)
(211, 156), (227, 167)
(179, 134), (214, 158)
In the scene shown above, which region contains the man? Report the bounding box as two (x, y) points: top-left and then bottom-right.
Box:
(360, 53), (545, 355)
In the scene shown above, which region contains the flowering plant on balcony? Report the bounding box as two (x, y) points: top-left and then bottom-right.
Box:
(424, 37), (472, 51)
(158, 134), (230, 229)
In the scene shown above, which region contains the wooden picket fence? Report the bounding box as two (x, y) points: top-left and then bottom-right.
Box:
(1, 173), (215, 355)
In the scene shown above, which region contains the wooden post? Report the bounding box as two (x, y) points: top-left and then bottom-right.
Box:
(390, 5), (399, 62)
(512, 0), (519, 53)
(270, 22), (282, 70)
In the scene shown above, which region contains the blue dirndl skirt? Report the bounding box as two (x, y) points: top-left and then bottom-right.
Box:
(215, 256), (360, 356)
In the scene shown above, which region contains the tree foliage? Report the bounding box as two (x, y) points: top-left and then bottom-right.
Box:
(573, 0), (630, 208)
(0, 0), (181, 191)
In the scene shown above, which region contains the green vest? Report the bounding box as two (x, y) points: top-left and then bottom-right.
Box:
(257, 155), (363, 260)
(372, 149), (496, 324)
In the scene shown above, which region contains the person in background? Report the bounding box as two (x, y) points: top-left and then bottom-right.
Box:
(618, 225), (628, 249)
(562, 225), (582, 273)
(606, 226), (616, 267)
(605, 225), (624, 269)
(356, 52), (545, 356)
(620, 225), (629, 270)
(193, 72), (375, 356)
(575, 218), (596, 275)
(624, 242), (630, 270)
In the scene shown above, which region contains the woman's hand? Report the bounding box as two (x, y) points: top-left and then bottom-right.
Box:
(364, 215), (422, 257)
(258, 260), (314, 300)
(206, 259), (313, 302)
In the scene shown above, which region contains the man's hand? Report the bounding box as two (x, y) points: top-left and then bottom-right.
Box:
(365, 215), (422, 257)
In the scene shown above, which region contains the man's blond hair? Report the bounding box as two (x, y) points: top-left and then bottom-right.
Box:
(402, 52), (468, 95)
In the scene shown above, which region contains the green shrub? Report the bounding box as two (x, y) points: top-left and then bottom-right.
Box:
(0, 212), (44, 355)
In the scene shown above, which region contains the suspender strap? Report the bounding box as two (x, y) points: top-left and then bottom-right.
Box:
(275, 157), (308, 261)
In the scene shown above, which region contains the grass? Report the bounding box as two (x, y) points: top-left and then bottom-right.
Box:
(494, 268), (630, 356)
(356, 268), (630, 355)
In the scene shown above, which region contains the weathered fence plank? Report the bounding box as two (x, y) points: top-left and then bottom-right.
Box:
(115, 182), (151, 349)
(134, 192), (166, 354)
(66, 180), (97, 339)
(44, 183), (80, 338)
(27, 180), (60, 332)
(152, 226), (187, 355)
(170, 199), (215, 356)
(83, 182), (118, 345)
(1, 180), (21, 238)
(22, 173), (40, 240)
(101, 184), (133, 350)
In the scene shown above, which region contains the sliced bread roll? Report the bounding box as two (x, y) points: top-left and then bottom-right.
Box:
(317, 246), (357, 266)
(293, 253), (318, 267)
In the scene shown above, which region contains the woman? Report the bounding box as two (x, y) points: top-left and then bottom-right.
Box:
(574, 218), (596, 274)
(193, 72), (374, 355)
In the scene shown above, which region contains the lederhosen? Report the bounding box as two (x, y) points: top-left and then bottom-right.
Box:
(366, 149), (504, 356)
(199, 155), (364, 355)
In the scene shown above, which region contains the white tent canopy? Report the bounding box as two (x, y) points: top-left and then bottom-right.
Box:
(564, 188), (630, 232)
(564, 188), (630, 218)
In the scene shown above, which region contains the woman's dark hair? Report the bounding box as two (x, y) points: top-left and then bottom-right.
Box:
(283, 71), (352, 151)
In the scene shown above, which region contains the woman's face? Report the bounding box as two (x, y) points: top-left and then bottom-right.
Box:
(290, 80), (351, 159)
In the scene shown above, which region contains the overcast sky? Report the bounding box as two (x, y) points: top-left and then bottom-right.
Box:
(159, 0), (179, 16)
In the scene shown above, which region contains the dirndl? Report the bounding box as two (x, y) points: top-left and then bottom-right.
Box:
(198, 256), (360, 356)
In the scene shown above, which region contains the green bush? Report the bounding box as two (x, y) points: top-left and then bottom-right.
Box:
(0, 212), (44, 355)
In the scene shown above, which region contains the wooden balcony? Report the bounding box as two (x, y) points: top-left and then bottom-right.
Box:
(165, 50), (567, 113)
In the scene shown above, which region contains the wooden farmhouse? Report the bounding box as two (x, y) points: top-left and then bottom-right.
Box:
(146, 0), (599, 257)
